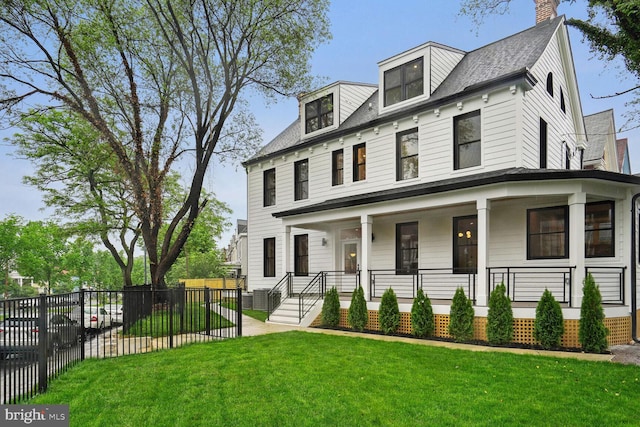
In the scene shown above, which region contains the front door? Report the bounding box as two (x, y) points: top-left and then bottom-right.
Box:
(339, 242), (359, 294)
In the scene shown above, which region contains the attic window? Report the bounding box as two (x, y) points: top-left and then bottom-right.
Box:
(546, 73), (553, 96)
(384, 57), (423, 107)
(305, 94), (333, 134)
(560, 88), (566, 113)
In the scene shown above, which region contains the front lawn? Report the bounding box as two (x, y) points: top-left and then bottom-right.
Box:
(30, 331), (638, 426)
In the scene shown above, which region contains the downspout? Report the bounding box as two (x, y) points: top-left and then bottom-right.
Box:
(631, 192), (640, 343)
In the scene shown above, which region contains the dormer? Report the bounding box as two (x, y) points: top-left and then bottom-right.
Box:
(378, 42), (465, 114)
(299, 81), (377, 140)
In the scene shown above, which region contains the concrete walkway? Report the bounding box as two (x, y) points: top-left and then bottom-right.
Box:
(241, 315), (615, 363)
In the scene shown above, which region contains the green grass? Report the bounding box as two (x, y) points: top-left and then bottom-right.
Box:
(29, 331), (639, 426)
(124, 302), (233, 337)
(221, 300), (268, 322)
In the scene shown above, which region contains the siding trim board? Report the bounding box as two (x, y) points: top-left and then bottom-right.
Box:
(273, 168), (640, 218)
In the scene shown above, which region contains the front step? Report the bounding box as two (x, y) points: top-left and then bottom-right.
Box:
(267, 298), (300, 325)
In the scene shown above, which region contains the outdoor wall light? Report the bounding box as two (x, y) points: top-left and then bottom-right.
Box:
(321, 238), (328, 246)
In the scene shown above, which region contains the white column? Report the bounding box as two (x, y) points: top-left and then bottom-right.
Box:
(281, 225), (291, 276)
(361, 215), (373, 301)
(477, 198), (491, 306)
(569, 192), (586, 307)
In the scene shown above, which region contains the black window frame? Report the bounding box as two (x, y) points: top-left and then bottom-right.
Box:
(305, 94), (334, 134)
(294, 159), (309, 201)
(332, 149), (344, 186)
(353, 143), (366, 182)
(560, 88), (566, 113)
(546, 72), (554, 96)
(540, 118), (547, 169)
(527, 205), (569, 260)
(396, 128), (419, 181)
(453, 215), (478, 274)
(263, 168), (276, 207)
(263, 237), (276, 277)
(384, 57), (424, 107)
(396, 222), (418, 274)
(585, 201), (614, 258)
(454, 110), (481, 170)
(294, 234), (309, 276)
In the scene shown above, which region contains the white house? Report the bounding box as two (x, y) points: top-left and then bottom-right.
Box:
(242, 2), (640, 347)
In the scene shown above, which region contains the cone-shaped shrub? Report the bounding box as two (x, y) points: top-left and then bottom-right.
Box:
(487, 282), (513, 345)
(347, 286), (368, 331)
(321, 287), (341, 327)
(579, 273), (609, 353)
(379, 288), (400, 335)
(534, 289), (564, 349)
(448, 287), (474, 342)
(411, 288), (434, 338)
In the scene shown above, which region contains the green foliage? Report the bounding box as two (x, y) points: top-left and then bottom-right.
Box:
(379, 288), (400, 335)
(411, 288), (434, 337)
(448, 288), (474, 342)
(579, 273), (609, 353)
(347, 286), (368, 331)
(486, 283), (513, 345)
(534, 289), (564, 349)
(321, 287), (341, 327)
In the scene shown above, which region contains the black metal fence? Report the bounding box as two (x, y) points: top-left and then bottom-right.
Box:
(1, 286), (242, 404)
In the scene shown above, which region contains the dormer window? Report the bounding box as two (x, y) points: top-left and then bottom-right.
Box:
(384, 57), (423, 107)
(305, 94), (333, 134)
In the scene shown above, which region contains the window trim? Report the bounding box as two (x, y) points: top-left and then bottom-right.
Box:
(453, 215), (478, 274)
(304, 94), (334, 134)
(294, 159), (309, 201)
(546, 72), (554, 96)
(395, 222), (418, 274)
(294, 234), (309, 276)
(540, 118), (547, 169)
(332, 149), (344, 186)
(263, 168), (276, 207)
(383, 57), (424, 107)
(527, 205), (569, 260)
(353, 143), (366, 182)
(454, 110), (481, 170)
(263, 237), (276, 277)
(585, 201), (614, 258)
(396, 128), (419, 181)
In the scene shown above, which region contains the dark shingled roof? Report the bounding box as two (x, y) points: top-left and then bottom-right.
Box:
(246, 16), (564, 165)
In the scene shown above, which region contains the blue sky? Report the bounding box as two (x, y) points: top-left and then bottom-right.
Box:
(1, 0), (638, 246)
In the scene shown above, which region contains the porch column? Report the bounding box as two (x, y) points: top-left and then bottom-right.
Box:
(569, 193), (586, 307)
(281, 225), (291, 276)
(477, 198), (491, 306)
(361, 215), (373, 301)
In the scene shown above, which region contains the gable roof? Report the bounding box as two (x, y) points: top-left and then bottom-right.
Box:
(583, 109), (615, 168)
(245, 16), (565, 165)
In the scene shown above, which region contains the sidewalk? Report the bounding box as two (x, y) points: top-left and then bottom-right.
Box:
(241, 315), (615, 363)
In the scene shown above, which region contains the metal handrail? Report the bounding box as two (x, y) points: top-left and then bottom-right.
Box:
(299, 272), (325, 322)
(487, 266), (575, 305)
(267, 273), (291, 320)
(369, 268), (476, 301)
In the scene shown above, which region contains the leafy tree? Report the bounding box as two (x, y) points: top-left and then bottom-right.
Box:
(0, 0), (330, 289)
(321, 287), (341, 327)
(0, 215), (23, 298)
(448, 287), (475, 342)
(379, 288), (400, 335)
(411, 288), (435, 338)
(579, 273), (609, 353)
(348, 286), (368, 332)
(534, 289), (564, 349)
(486, 282), (514, 345)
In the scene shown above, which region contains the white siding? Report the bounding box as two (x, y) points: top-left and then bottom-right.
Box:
(430, 46), (464, 93)
(339, 84), (377, 124)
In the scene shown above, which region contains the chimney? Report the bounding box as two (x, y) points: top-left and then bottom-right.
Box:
(534, 0), (560, 24)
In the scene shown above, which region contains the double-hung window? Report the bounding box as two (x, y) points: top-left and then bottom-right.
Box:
(353, 143), (366, 182)
(397, 128), (418, 180)
(527, 206), (569, 259)
(263, 168), (276, 207)
(396, 222), (418, 274)
(585, 201), (614, 257)
(263, 238), (276, 277)
(332, 149), (343, 186)
(384, 58), (424, 106)
(294, 234), (308, 276)
(294, 159), (308, 201)
(305, 94), (333, 134)
(454, 110), (481, 169)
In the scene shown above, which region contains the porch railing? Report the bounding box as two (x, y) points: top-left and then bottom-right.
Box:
(267, 273), (291, 320)
(487, 266), (574, 304)
(369, 269), (476, 302)
(299, 272), (325, 322)
(585, 266), (626, 304)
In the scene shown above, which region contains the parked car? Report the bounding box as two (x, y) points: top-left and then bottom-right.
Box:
(0, 314), (82, 360)
(70, 306), (113, 331)
(103, 304), (123, 326)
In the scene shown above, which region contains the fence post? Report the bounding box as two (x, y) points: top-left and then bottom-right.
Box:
(168, 290), (174, 349)
(80, 289), (85, 361)
(236, 287), (243, 337)
(37, 293), (48, 394)
(204, 287), (211, 336)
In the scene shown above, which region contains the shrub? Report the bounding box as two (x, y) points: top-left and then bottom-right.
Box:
(534, 289), (564, 349)
(411, 288), (434, 338)
(579, 273), (609, 353)
(486, 282), (513, 345)
(379, 288), (400, 335)
(347, 286), (368, 331)
(321, 287), (341, 327)
(448, 288), (474, 342)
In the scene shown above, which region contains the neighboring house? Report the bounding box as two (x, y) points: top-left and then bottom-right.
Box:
(583, 109), (623, 172)
(225, 219), (248, 279)
(242, 1), (640, 346)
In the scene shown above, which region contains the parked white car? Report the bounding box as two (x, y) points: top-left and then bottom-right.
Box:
(103, 304), (123, 325)
(70, 307), (112, 331)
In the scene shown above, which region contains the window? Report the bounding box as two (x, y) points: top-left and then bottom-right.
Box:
(353, 143), (366, 182)
(263, 238), (276, 277)
(527, 206), (568, 259)
(586, 201), (614, 257)
(384, 57), (424, 106)
(454, 110), (481, 170)
(540, 118), (547, 169)
(397, 128), (419, 180)
(294, 159), (308, 201)
(305, 94), (333, 134)
(396, 222), (418, 274)
(263, 168), (276, 207)
(332, 149), (343, 186)
(560, 88), (566, 113)
(546, 73), (553, 96)
(453, 216), (477, 274)
(294, 234), (308, 276)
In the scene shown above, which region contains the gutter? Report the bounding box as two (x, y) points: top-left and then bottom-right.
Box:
(632, 192), (640, 343)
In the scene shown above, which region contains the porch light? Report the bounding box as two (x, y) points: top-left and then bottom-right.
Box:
(322, 238), (328, 246)
(350, 252), (356, 258)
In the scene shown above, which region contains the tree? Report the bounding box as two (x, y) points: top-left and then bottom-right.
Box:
(347, 286), (368, 332)
(0, 215), (23, 298)
(411, 288), (434, 338)
(486, 282), (513, 345)
(448, 287), (475, 342)
(0, 0), (330, 289)
(321, 287), (341, 327)
(534, 289), (564, 349)
(579, 273), (609, 353)
(379, 288), (400, 335)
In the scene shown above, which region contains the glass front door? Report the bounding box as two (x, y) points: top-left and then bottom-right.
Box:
(343, 242), (358, 274)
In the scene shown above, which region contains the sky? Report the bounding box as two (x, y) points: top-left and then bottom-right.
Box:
(1, 0), (638, 247)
